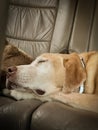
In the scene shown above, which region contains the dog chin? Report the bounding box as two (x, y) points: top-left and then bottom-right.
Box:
(6, 79), (46, 96)
(6, 79), (20, 90)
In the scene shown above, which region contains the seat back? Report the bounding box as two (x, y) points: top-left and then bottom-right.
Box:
(6, 0), (98, 58)
(0, 0), (9, 67)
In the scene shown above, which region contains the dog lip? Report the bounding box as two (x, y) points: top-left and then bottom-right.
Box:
(6, 80), (46, 95)
(6, 81), (12, 89)
(6, 80), (19, 90)
(34, 89), (45, 95)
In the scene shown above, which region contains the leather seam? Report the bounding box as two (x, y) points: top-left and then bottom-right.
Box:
(6, 35), (50, 43)
(29, 101), (48, 130)
(9, 3), (56, 9)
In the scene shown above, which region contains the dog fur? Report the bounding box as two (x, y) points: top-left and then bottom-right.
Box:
(0, 42), (33, 90)
(5, 52), (98, 113)
(1, 43), (33, 72)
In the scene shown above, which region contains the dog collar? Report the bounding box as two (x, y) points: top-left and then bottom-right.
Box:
(80, 57), (86, 68)
(79, 84), (84, 93)
(79, 57), (86, 94)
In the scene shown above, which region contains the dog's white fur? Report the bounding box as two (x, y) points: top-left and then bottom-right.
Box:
(6, 52), (98, 113)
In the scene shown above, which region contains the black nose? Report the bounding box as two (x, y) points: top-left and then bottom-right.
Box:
(7, 66), (17, 78)
(8, 66), (17, 73)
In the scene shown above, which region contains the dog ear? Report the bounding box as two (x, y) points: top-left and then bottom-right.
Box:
(63, 53), (86, 93)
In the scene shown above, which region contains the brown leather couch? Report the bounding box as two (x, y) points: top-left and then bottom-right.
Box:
(0, 0), (98, 130)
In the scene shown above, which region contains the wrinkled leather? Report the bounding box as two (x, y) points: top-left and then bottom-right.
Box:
(0, 96), (15, 107)
(31, 102), (98, 130)
(6, 0), (98, 58)
(0, 0), (98, 130)
(0, 98), (42, 130)
(6, 0), (58, 58)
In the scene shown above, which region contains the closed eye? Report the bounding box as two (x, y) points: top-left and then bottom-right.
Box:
(38, 59), (48, 64)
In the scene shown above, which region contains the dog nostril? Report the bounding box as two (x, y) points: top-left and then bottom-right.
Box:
(8, 66), (17, 73)
(8, 68), (13, 72)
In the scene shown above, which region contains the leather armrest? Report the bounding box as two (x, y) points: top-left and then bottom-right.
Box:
(1, 96), (98, 130)
(0, 98), (42, 130)
(31, 101), (98, 130)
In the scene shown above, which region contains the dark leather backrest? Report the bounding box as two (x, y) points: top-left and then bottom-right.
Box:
(6, 0), (98, 58)
(51, 0), (98, 53)
(69, 0), (98, 53)
(0, 0), (9, 67)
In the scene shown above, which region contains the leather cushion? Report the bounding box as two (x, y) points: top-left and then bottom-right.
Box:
(31, 101), (98, 130)
(0, 99), (42, 130)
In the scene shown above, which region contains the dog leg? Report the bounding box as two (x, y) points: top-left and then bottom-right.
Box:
(50, 92), (98, 113)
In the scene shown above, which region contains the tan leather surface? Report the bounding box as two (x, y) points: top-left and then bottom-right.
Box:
(50, 0), (77, 53)
(6, 0), (98, 58)
(6, 0), (58, 58)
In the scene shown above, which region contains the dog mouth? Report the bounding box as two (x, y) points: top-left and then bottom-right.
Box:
(6, 80), (19, 90)
(6, 80), (45, 96)
(33, 89), (45, 95)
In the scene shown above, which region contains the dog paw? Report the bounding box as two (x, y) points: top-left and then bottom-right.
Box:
(10, 90), (34, 100)
(10, 90), (21, 100)
(50, 92), (69, 104)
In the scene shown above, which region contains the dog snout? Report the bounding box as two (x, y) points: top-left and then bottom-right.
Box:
(7, 66), (17, 78)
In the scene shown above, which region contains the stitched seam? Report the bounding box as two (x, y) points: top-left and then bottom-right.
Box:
(10, 3), (56, 9)
(8, 3), (56, 45)
(28, 101), (48, 130)
(6, 35), (50, 43)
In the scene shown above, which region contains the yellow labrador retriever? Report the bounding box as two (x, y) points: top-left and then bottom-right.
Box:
(6, 51), (98, 113)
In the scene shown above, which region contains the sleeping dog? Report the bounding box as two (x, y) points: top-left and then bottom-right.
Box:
(6, 51), (98, 113)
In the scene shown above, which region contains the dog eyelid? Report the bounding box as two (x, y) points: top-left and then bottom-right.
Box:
(38, 59), (48, 64)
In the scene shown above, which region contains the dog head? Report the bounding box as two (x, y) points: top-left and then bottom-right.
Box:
(6, 53), (86, 96)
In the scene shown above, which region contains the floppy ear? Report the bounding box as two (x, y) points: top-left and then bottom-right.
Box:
(63, 53), (86, 93)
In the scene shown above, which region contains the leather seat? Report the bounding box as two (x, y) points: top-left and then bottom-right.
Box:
(0, 0), (98, 130)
